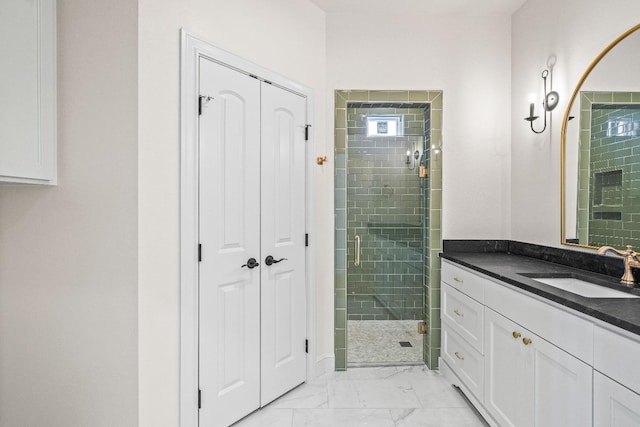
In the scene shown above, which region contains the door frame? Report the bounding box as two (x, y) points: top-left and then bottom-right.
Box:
(179, 30), (317, 427)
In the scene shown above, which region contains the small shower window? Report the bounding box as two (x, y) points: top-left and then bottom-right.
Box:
(366, 115), (404, 137)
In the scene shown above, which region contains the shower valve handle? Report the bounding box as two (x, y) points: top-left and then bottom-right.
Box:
(265, 255), (287, 266)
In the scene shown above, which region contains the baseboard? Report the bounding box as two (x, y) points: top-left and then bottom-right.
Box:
(312, 353), (334, 379)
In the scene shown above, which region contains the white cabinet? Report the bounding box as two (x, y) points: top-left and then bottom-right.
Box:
(442, 326), (484, 402)
(594, 371), (640, 427)
(441, 260), (595, 427)
(593, 326), (640, 427)
(484, 308), (592, 427)
(442, 283), (484, 352)
(441, 263), (487, 409)
(0, 0), (57, 184)
(484, 308), (532, 427)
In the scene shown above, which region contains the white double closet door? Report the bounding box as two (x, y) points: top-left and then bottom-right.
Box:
(198, 57), (307, 427)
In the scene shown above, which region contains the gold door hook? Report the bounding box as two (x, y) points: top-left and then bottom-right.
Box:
(316, 156), (328, 165)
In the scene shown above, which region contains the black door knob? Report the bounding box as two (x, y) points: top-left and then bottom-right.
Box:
(265, 255), (287, 266)
(241, 257), (259, 269)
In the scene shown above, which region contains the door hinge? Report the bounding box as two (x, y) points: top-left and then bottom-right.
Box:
(305, 339), (309, 353)
(305, 124), (311, 141)
(198, 244), (202, 262)
(198, 389), (202, 409)
(305, 233), (309, 247)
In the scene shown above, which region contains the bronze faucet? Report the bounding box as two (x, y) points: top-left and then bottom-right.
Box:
(597, 245), (640, 287)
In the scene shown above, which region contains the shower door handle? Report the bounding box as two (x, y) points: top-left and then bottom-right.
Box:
(354, 235), (361, 267)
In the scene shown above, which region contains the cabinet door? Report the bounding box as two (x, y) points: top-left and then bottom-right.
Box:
(530, 328), (592, 427)
(484, 308), (533, 427)
(594, 371), (640, 427)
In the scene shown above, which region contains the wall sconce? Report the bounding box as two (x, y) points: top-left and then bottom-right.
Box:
(524, 69), (559, 134)
(406, 149), (420, 170)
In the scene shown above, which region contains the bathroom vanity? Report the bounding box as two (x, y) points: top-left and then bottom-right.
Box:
(440, 242), (640, 427)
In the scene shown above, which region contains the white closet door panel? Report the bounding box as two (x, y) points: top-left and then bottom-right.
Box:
(198, 57), (261, 427)
(260, 83), (307, 406)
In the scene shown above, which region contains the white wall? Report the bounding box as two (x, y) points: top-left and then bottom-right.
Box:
(326, 12), (513, 241)
(137, 1), (327, 425)
(0, 1), (139, 426)
(511, 0), (640, 246)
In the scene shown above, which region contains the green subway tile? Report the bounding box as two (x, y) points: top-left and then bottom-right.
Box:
(431, 112), (442, 130)
(345, 91), (369, 101)
(429, 328), (441, 348)
(386, 91), (410, 102)
(335, 348), (346, 370)
(335, 109), (346, 128)
(430, 290), (441, 310)
(334, 310), (347, 329)
(430, 309), (441, 329)
(613, 92), (632, 103)
(335, 329), (346, 349)
(368, 91), (390, 101)
(430, 190), (442, 209)
(335, 93), (347, 109)
(409, 91), (430, 102)
(429, 346), (440, 369)
(593, 92), (613, 102)
(335, 290), (347, 309)
(430, 93), (443, 110)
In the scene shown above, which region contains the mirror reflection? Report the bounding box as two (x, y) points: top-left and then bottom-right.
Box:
(563, 25), (640, 248)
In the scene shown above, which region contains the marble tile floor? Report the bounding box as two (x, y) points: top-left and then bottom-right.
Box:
(233, 365), (489, 427)
(348, 320), (423, 366)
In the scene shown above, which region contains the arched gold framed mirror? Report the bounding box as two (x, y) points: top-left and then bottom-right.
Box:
(561, 23), (640, 249)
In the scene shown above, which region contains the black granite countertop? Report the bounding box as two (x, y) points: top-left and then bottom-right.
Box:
(440, 250), (640, 336)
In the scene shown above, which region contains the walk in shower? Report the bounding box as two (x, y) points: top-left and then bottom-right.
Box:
(334, 91), (443, 369)
(345, 103), (428, 366)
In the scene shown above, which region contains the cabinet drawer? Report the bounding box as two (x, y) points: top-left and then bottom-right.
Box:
(484, 279), (593, 364)
(594, 326), (640, 394)
(594, 371), (640, 426)
(442, 326), (484, 403)
(441, 260), (485, 303)
(442, 283), (484, 353)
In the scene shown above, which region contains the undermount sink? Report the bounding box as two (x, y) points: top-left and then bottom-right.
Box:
(519, 274), (640, 299)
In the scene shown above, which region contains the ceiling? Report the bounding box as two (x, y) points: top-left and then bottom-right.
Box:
(309, 0), (527, 15)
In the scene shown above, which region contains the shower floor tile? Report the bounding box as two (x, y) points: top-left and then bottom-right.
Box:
(348, 320), (423, 366)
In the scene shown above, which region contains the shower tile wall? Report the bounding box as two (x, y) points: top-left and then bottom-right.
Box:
(346, 107), (426, 321)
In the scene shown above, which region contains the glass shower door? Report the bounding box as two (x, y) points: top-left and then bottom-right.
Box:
(345, 105), (427, 366)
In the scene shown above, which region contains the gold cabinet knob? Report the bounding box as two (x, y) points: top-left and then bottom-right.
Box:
(454, 352), (465, 361)
(523, 337), (533, 345)
(453, 309), (464, 318)
(512, 331), (522, 339)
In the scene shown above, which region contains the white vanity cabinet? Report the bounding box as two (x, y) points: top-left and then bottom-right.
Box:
(484, 308), (592, 427)
(0, 0), (57, 184)
(593, 326), (640, 426)
(441, 259), (594, 427)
